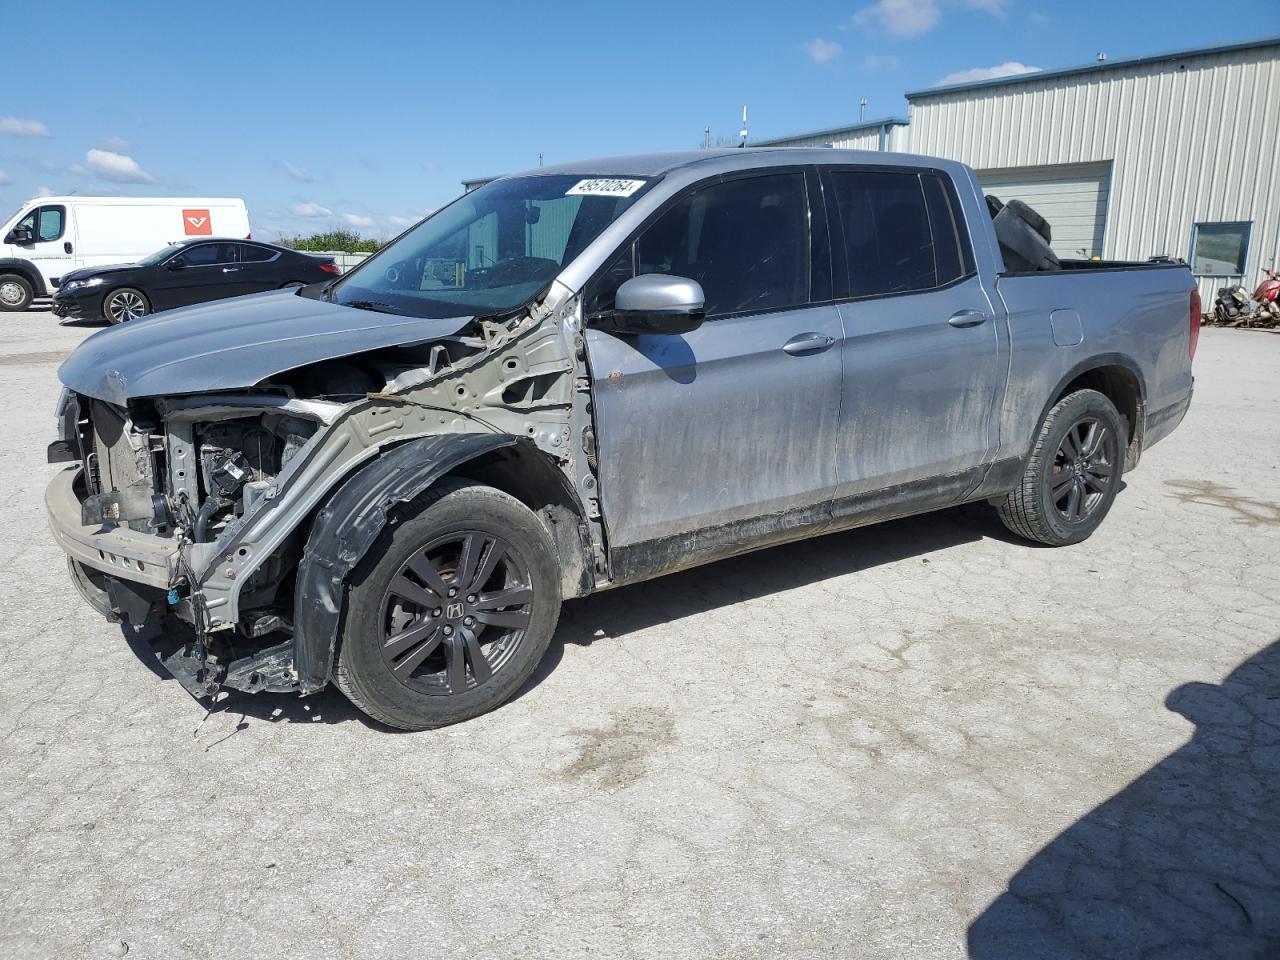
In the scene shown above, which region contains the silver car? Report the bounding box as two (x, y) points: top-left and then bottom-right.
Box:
(47, 149), (1197, 729)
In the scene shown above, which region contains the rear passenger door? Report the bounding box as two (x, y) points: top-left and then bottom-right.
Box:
(822, 166), (1003, 508)
(585, 169), (845, 578)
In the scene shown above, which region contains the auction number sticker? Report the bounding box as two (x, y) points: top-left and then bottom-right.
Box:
(566, 178), (646, 198)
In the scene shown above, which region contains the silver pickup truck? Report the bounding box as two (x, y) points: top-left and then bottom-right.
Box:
(47, 149), (1197, 729)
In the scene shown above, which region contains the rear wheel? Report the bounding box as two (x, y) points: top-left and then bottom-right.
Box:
(0, 274), (33, 311)
(280, 280), (306, 289)
(103, 287), (150, 324)
(996, 389), (1125, 546)
(334, 479), (561, 730)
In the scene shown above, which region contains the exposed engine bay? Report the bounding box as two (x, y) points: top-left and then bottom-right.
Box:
(54, 288), (599, 698)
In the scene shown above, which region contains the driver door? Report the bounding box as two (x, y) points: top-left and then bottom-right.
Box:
(584, 169), (846, 582)
(11, 204), (73, 290)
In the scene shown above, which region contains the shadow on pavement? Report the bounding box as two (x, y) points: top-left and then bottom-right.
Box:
(122, 499), (1009, 725)
(518, 499), (1007, 699)
(968, 639), (1280, 959)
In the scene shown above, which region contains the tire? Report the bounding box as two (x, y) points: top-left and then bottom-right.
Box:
(996, 389), (1125, 546)
(334, 479), (562, 730)
(103, 287), (150, 324)
(1005, 198), (1052, 243)
(0, 273), (33, 311)
(280, 280), (306, 289)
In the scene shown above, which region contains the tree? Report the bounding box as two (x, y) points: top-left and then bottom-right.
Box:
(278, 229), (381, 254)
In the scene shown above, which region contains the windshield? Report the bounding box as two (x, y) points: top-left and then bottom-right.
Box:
(332, 174), (652, 318)
(138, 243), (184, 266)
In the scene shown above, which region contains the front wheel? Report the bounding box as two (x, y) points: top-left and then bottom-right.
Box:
(996, 389), (1125, 546)
(334, 479), (562, 730)
(0, 274), (33, 311)
(103, 287), (150, 323)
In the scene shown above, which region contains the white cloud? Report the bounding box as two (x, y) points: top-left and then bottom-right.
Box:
(290, 201), (332, 217)
(36, 185), (54, 197)
(850, 0), (939, 37)
(936, 61), (1041, 86)
(282, 161), (313, 182)
(341, 212), (375, 228)
(804, 37), (843, 63)
(0, 169), (10, 186)
(849, 0), (1008, 36)
(0, 116), (50, 137)
(386, 214), (418, 228)
(863, 52), (900, 70)
(100, 136), (129, 152)
(84, 148), (154, 183)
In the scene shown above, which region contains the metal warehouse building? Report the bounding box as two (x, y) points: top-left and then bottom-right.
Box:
(758, 36), (1280, 302)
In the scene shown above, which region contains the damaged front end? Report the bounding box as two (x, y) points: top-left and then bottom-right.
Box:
(48, 285), (601, 702)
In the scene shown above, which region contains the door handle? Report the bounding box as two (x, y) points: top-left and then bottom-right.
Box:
(782, 332), (836, 355)
(222, 267), (240, 273)
(63, 242), (73, 254)
(947, 310), (989, 328)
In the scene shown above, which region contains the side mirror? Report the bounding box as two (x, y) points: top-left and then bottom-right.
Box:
(6, 227), (33, 245)
(167, 256), (185, 271)
(602, 274), (705, 335)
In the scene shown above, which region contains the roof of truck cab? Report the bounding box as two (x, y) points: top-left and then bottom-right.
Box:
(503, 148), (963, 181)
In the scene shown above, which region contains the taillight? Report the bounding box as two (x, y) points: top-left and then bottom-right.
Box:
(1189, 289), (1201, 360)
(319, 261), (340, 275)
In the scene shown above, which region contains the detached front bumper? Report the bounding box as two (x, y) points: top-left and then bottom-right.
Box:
(45, 465), (180, 590)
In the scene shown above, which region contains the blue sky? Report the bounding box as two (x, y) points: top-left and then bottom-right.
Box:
(3, 0), (1276, 241)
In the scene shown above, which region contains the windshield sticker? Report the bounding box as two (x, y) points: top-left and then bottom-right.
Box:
(566, 178), (646, 198)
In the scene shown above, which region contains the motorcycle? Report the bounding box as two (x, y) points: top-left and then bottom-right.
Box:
(1212, 267), (1280, 327)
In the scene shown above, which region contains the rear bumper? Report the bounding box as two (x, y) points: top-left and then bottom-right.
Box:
(45, 465), (179, 589)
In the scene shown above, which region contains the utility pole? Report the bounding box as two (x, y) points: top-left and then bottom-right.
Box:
(859, 97), (867, 123)
(739, 106), (749, 147)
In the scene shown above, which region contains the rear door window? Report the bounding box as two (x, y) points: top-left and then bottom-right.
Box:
(237, 244), (278, 263)
(824, 169), (970, 298)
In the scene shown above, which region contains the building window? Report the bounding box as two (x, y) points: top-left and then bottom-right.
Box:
(1190, 221), (1251, 276)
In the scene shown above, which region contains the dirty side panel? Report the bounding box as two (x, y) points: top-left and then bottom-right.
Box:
(585, 304), (845, 555)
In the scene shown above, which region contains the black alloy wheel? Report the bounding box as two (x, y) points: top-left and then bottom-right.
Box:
(380, 531), (533, 695)
(1047, 416), (1117, 524)
(996, 388), (1126, 546)
(334, 479), (561, 730)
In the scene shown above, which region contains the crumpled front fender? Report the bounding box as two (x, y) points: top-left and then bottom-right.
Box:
(290, 433), (519, 692)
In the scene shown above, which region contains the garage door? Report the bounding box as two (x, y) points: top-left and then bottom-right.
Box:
(977, 162), (1112, 260)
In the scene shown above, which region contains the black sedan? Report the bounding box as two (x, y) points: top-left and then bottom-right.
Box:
(52, 239), (339, 323)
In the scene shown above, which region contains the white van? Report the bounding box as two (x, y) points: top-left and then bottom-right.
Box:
(0, 196), (250, 310)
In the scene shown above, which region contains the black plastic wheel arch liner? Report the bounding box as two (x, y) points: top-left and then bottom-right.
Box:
(291, 432), (519, 692)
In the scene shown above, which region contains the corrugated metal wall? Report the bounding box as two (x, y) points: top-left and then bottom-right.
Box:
(908, 45), (1280, 302)
(762, 127), (884, 151)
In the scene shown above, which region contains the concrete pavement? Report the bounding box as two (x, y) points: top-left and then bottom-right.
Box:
(2, 310), (1277, 959)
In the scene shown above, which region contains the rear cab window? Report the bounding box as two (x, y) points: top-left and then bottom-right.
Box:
(822, 167), (974, 299)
